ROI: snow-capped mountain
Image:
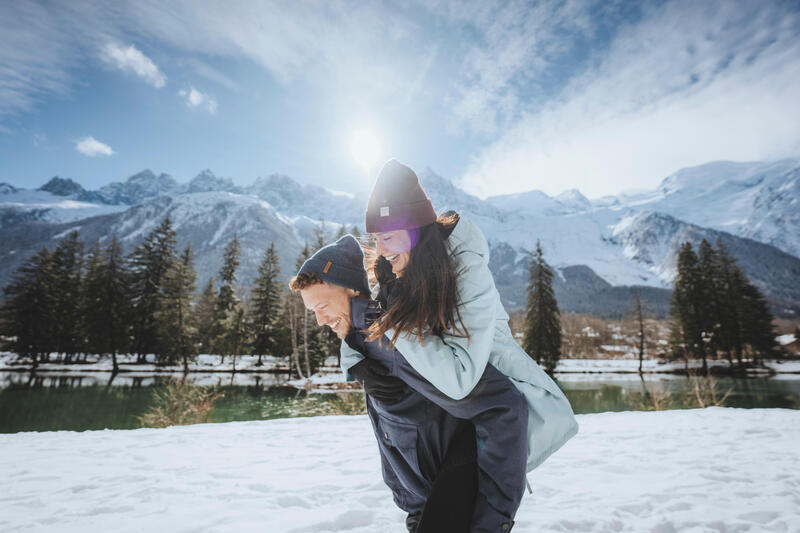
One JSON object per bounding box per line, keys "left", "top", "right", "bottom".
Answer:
{"left": 246, "top": 173, "right": 364, "bottom": 225}
{"left": 186, "top": 170, "right": 242, "bottom": 194}
{"left": 609, "top": 159, "right": 800, "bottom": 258}
{"left": 1, "top": 159, "right": 799, "bottom": 316}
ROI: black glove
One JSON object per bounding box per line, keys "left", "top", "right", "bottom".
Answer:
{"left": 348, "top": 357, "right": 407, "bottom": 405}
{"left": 375, "top": 255, "right": 400, "bottom": 310}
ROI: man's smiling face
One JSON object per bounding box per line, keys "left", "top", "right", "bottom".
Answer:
{"left": 300, "top": 281, "right": 354, "bottom": 339}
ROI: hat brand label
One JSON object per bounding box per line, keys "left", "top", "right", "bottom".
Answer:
{"left": 323, "top": 261, "right": 332, "bottom": 273}
{"left": 380, "top": 206, "right": 390, "bottom": 216}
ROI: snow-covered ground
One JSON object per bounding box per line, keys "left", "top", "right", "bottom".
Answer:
{"left": 1, "top": 408, "right": 797, "bottom": 532}
{"left": 3, "top": 352, "right": 798, "bottom": 377}
{"left": 0, "top": 353, "right": 289, "bottom": 373}
{"left": 555, "top": 358, "right": 800, "bottom": 374}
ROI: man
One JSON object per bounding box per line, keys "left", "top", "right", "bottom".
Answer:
{"left": 290, "top": 235, "right": 528, "bottom": 533}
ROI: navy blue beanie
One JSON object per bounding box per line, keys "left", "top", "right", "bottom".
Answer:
{"left": 297, "top": 235, "right": 369, "bottom": 295}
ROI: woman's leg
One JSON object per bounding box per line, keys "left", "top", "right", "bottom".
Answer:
{"left": 415, "top": 424, "right": 478, "bottom": 533}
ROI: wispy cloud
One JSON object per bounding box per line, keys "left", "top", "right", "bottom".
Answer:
{"left": 0, "top": 2, "right": 83, "bottom": 118}
{"left": 457, "top": 0, "right": 800, "bottom": 198}
{"left": 178, "top": 86, "right": 217, "bottom": 114}
{"left": 102, "top": 42, "right": 166, "bottom": 88}
{"left": 75, "top": 136, "right": 114, "bottom": 157}
{"left": 185, "top": 59, "right": 240, "bottom": 92}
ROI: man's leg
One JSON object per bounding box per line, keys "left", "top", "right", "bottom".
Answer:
{"left": 415, "top": 424, "right": 478, "bottom": 533}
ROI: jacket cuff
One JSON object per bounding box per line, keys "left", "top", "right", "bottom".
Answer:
{"left": 470, "top": 491, "right": 515, "bottom": 533}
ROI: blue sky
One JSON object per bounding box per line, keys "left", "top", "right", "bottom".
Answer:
{"left": 1, "top": 0, "right": 799, "bottom": 199}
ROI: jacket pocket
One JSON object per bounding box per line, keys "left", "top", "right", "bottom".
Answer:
{"left": 377, "top": 414, "right": 419, "bottom": 452}
{"left": 376, "top": 415, "right": 428, "bottom": 499}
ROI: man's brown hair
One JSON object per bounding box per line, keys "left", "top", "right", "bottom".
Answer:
{"left": 288, "top": 272, "right": 325, "bottom": 291}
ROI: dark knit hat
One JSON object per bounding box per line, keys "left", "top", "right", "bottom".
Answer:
{"left": 296, "top": 234, "right": 370, "bottom": 295}
{"left": 365, "top": 159, "right": 436, "bottom": 233}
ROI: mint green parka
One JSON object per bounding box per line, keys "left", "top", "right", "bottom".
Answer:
{"left": 341, "top": 216, "right": 578, "bottom": 472}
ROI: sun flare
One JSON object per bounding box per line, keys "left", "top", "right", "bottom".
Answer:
{"left": 350, "top": 129, "right": 381, "bottom": 172}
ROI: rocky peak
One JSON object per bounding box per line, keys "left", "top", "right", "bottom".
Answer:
{"left": 187, "top": 169, "right": 240, "bottom": 194}
{"left": 38, "top": 176, "right": 85, "bottom": 196}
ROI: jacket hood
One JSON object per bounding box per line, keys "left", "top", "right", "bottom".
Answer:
{"left": 447, "top": 215, "right": 490, "bottom": 258}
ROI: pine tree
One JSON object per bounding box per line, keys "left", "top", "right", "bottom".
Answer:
{"left": 739, "top": 278, "right": 776, "bottom": 363}
{"left": 129, "top": 217, "right": 177, "bottom": 363}
{"left": 195, "top": 279, "right": 216, "bottom": 354}
{"left": 523, "top": 241, "right": 561, "bottom": 373}
{"left": 697, "top": 239, "right": 724, "bottom": 361}
{"left": 250, "top": 243, "right": 289, "bottom": 365}
{"left": 714, "top": 241, "right": 744, "bottom": 365}
{"left": 350, "top": 226, "right": 361, "bottom": 239}
{"left": 313, "top": 221, "right": 327, "bottom": 250}
{"left": 0, "top": 247, "right": 57, "bottom": 366}
{"left": 213, "top": 234, "right": 242, "bottom": 359}
{"left": 670, "top": 242, "right": 708, "bottom": 371}
{"left": 50, "top": 231, "right": 85, "bottom": 361}
{"left": 82, "top": 237, "right": 130, "bottom": 372}
{"left": 157, "top": 245, "right": 198, "bottom": 369}
{"left": 713, "top": 241, "right": 775, "bottom": 366}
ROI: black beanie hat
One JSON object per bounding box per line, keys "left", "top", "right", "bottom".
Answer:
{"left": 365, "top": 159, "right": 436, "bottom": 233}
{"left": 296, "top": 234, "right": 370, "bottom": 295}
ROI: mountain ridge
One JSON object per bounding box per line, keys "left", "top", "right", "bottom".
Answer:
{"left": 1, "top": 159, "right": 798, "bottom": 316}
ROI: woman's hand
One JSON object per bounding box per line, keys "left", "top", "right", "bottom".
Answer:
{"left": 348, "top": 358, "right": 407, "bottom": 405}
{"left": 376, "top": 255, "right": 399, "bottom": 310}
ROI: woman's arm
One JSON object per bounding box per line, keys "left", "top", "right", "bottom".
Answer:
{"left": 390, "top": 251, "right": 498, "bottom": 400}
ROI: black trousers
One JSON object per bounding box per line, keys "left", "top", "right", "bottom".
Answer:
{"left": 413, "top": 424, "right": 478, "bottom": 533}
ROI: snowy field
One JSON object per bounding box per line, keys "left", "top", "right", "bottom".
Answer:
{"left": 2, "top": 408, "right": 798, "bottom": 532}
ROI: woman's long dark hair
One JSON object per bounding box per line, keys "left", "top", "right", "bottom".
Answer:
{"left": 366, "top": 212, "right": 469, "bottom": 346}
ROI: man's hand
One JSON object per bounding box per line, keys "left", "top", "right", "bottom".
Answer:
{"left": 348, "top": 358, "right": 407, "bottom": 405}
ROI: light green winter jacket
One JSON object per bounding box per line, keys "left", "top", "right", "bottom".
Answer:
{"left": 341, "top": 215, "right": 578, "bottom": 472}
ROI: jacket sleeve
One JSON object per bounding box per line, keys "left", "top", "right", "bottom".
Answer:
{"left": 340, "top": 340, "right": 365, "bottom": 381}
{"left": 390, "top": 251, "right": 498, "bottom": 400}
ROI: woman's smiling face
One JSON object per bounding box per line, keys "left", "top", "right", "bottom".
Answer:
{"left": 375, "top": 229, "right": 413, "bottom": 276}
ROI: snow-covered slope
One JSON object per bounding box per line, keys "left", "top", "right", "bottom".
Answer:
{"left": 611, "top": 159, "right": 800, "bottom": 258}
{"left": 0, "top": 191, "right": 334, "bottom": 293}
{"left": 0, "top": 187, "right": 127, "bottom": 226}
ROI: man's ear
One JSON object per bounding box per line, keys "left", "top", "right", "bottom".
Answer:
{"left": 345, "top": 288, "right": 359, "bottom": 298}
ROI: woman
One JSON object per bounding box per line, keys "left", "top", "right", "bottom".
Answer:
{"left": 341, "top": 159, "right": 579, "bottom": 531}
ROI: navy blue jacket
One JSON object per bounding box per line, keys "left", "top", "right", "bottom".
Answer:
{"left": 347, "top": 298, "right": 528, "bottom": 533}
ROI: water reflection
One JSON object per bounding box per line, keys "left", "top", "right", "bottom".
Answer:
{"left": 1, "top": 371, "right": 799, "bottom": 433}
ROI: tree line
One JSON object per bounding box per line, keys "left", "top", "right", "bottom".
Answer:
{"left": 0, "top": 217, "right": 349, "bottom": 377}
{"left": 668, "top": 239, "right": 777, "bottom": 371}
{"left": 521, "top": 238, "right": 779, "bottom": 374}
{"left": 1, "top": 225, "right": 780, "bottom": 378}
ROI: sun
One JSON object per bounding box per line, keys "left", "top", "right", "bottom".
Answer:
{"left": 350, "top": 129, "right": 381, "bottom": 172}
